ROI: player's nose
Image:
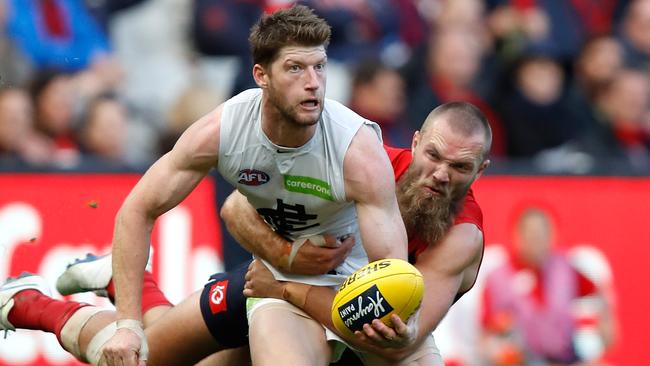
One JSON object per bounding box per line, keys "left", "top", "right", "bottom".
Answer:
{"left": 304, "top": 67, "right": 321, "bottom": 90}
{"left": 432, "top": 165, "right": 450, "bottom": 184}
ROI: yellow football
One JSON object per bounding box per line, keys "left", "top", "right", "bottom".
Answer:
{"left": 331, "top": 258, "right": 424, "bottom": 337}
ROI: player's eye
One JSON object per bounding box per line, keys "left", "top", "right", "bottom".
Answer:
{"left": 453, "top": 164, "right": 472, "bottom": 173}
{"left": 428, "top": 151, "right": 440, "bottom": 161}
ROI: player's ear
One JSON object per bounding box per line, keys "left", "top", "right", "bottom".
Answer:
{"left": 253, "top": 64, "right": 269, "bottom": 88}
{"left": 411, "top": 131, "right": 420, "bottom": 151}
{"left": 476, "top": 159, "right": 490, "bottom": 179}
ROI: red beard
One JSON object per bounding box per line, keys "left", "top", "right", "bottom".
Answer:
{"left": 396, "top": 166, "right": 468, "bottom": 244}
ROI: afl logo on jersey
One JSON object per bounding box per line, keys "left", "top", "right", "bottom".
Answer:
{"left": 238, "top": 169, "right": 270, "bottom": 186}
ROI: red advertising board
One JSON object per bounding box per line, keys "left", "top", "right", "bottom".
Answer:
{"left": 0, "top": 174, "right": 223, "bottom": 366}
{"left": 0, "top": 175, "right": 648, "bottom": 365}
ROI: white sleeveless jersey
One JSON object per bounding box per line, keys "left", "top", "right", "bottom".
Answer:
{"left": 218, "top": 88, "right": 381, "bottom": 286}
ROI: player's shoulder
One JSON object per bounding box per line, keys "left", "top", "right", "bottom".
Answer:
{"left": 326, "top": 99, "right": 385, "bottom": 164}
{"left": 343, "top": 124, "right": 394, "bottom": 198}
{"left": 193, "top": 102, "right": 225, "bottom": 132}
{"left": 323, "top": 97, "right": 358, "bottom": 117}
{"left": 173, "top": 103, "right": 224, "bottom": 159}
{"left": 345, "top": 124, "right": 388, "bottom": 168}
{"left": 454, "top": 189, "right": 484, "bottom": 231}
{"left": 439, "top": 222, "right": 484, "bottom": 265}
{"left": 383, "top": 146, "right": 411, "bottom": 177}
{"left": 322, "top": 97, "right": 369, "bottom": 129}
{"left": 383, "top": 145, "right": 408, "bottom": 158}
{"left": 225, "top": 88, "right": 262, "bottom": 107}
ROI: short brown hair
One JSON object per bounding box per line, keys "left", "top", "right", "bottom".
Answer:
{"left": 249, "top": 5, "right": 331, "bottom": 67}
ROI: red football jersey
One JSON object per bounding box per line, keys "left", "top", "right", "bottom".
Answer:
{"left": 384, "top": 145, "right": 484, "bottom": 260}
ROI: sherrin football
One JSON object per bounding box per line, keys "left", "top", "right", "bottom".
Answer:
{"left": 331, "top": 258, "right": 424, "bottom": 337}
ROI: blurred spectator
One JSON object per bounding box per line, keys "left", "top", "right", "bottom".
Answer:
{"left": 70, "top": 56, "right": 126, "bottom": 111}
{"left": 29, "top": 70, "right": 80, "bottom": 167}
{"left": 158, "top": 84, "right": 223, "bottom": 156}
{"left": 569, "top": 0, "right": 627, "bottom": 36}
{"left": 580, "top": 69, "right": 650, "bottom": 168}
{"left": 191, "top": 0, "right": 266, "bottom": 95}
{"left": 1, "top": 0, "right": 648, "bottom": 175}
{"left": 76, "top": 93, "right": 129, "bottom": 167}
{"left": 348, "top": 58, "right": 411, "bottom": 147}
{"left": 403, "top": 25, "right": 507, "bottom": 156}
{"left": 84, "top": 0, "right": 149, "bottom": 33}
{"left": 5, "top": 0, "right": 111, "bottom": 72}
{"left": 565, "top": 35, "right": 624, "bottom": 140}
{"left": 192, "top": 0, "right": 263, "bottom": 58}
{"left": 0, "top": 88, "right": 30, "bottom": 158}
{"left": 433, "top": 0, "right": 491, "bottom": 46}
{"left": 542, "top": 68, "right": 650, "bottom": 174}
{"left": 0, "top": 87, "right": 52, "bottom": 166}
{"left": 391, "top": 0, "right": 430, "bottom": 51}
{"left": 618, "top": 0, "right": 650, "bottom": 68}
{"left": 571, "top": 35, "right": 624, "bottom": 102}
{"left": 302, "top": 0, "right": 421, "bottom": 66}
{"left": 0, "top": 2, "right": 32, "bottom": 88}
{"left": 496, "top": 55, "right": 579, "bottom": 157}
{"left": 480, "top": 207, "right": 616, "bottom": 366}
{"left": 102, "top": 1, "right": 204, "bottom": 124}
{"left": 487, "top": 0, "right": 625, "bottom": 64}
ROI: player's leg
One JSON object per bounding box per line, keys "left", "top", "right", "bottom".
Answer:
{"left": 4, "top": 258, "right": 257, "bottom": 366}
{"left": 72, "top": 285, "right": 242, "bottom": 366}
{"left": 355, "top": 335, "right": 443, "bottom": 366}
{"left": 72, "top": 289, "right": 221, "bottom": 366}
{"left": 137, "top": 259, "right": 256, "bottom": 365}
{"left": 194, "top": 347, "right": 251, "bottom": 366}
{"left": 2, "top": 274, "right": 234, "bottom": 365}
{"left": 191, "top": 261, "right": 253, "bottom": 365}
{"left": 2, "top": 269, "right": 203, "bottom": 365}
{"left": 248, "top": 299, "right": 332, "bottom": 366}
{"left": 0, "top": 273, "right": 115, "bottom": 363}
{"left": 56, "top": 252, "right": 171, "bottom": 327}
{"left": 141, "top": 290, "right": 222, "bottom": 365}
{"left": 57, "top": 252, "right": 254, "bottom": 365}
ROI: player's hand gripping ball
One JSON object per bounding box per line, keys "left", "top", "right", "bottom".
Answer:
{"left": 331, "top": 258, "right": 424, "bottom": 336}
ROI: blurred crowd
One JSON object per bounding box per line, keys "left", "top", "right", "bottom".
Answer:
{"left": 1, "top": 0, "right": 650, "bottom": 174}
{"left": 478, "top": 206, "right": 617, "bottom": 366}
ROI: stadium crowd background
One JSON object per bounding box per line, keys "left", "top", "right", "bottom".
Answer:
{"left": 0, "top": 0, "right": 648, "bottom": 365}
{"left": 2, "top": 0, "right": 650, "bottom": 176}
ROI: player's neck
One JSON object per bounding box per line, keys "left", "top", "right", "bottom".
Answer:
{"left": 261, "top": 108, "right": 317, "bottom": 148}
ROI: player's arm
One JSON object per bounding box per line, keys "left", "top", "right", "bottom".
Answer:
{"left": 361, "top": 222, "right": 484, "bottom": 360}
{"left": 243, "top": 260, "right": 368, "bottom": 347}
{"left": 221, "top": 191, "right": 355, "bottom": 274}
{"left": 245, "top": 259, "right": 424, "bottom": 356}
{"left": 413, "top": 223, "right": 483, "bottom": 340}
{"left": 113, "top": 107, "right": 222, "bottom": 321}
{"left": 344, "top": 124, "right": 408, "bottom": 261}
{"left": 105, "top": 106, "right": 222, "bottom": 363}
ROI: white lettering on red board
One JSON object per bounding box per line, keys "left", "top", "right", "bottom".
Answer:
{"left": 0, "top": 203, "right": 223, "bottom": 365}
